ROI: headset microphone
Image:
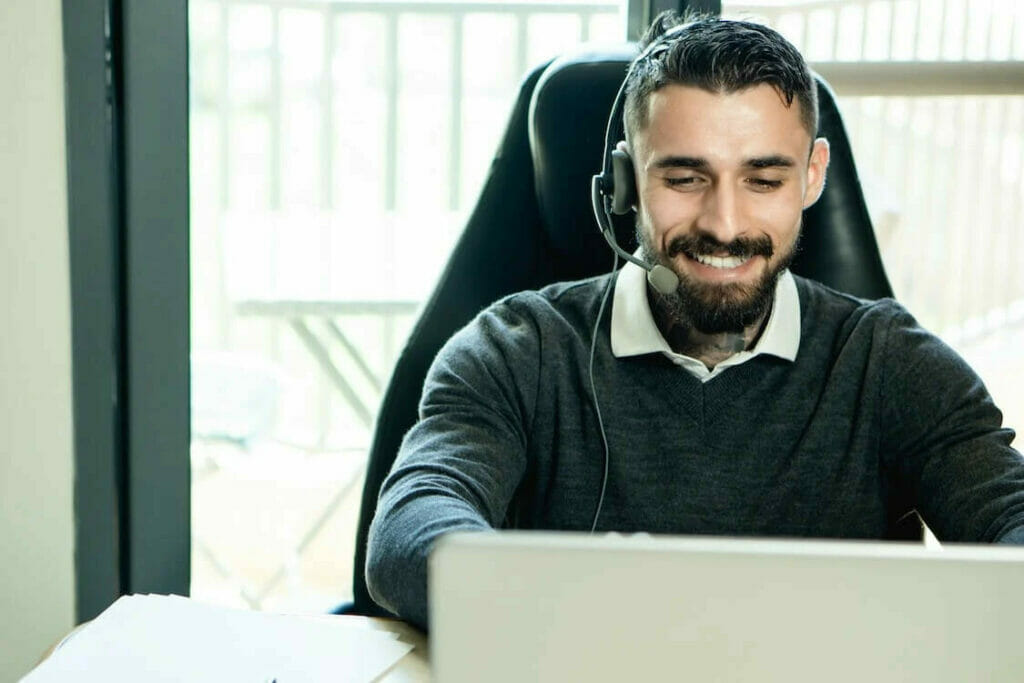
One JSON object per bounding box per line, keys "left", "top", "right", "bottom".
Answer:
{"left": 590, "top": 176, "right": 678, "bottom": 296}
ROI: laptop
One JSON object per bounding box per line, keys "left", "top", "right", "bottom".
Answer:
{"left": 429, "top": 531, "right": 1024, "bottom": 682}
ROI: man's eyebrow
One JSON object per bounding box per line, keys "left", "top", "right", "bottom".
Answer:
{"left": 651, "top": 155, "right": 797, "bottom": 171}
{"left": 745, "top": 155, "right": 796, "bottom": 169}
{"left": 651, "top": 155, "right": 710, "bottom": 171}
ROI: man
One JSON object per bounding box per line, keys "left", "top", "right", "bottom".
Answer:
{"left": 365, "top": 12, "right": 1024, "bottom": 629}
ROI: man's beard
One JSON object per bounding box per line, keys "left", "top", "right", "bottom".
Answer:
{"left": 637, "top": 226, "right": 798, "bottom": 335}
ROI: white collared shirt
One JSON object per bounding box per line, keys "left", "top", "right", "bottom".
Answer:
{"left": 610, "top": 259, "right": 801, "bottom": 382}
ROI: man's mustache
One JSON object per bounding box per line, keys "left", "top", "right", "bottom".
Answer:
{"left": 666, "top": 233, "right": 774, "bottom": 260}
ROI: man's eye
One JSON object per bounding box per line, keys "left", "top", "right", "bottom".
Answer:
{"left": 666, "top": 176, "right": 702, "bottom": 188}
{"left": 749, "top": 178, "right": 784, "bottom": 190}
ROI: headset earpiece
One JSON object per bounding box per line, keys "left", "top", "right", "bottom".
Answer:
{"left": 609, "top": 147, "right": 637, "bottom": 215}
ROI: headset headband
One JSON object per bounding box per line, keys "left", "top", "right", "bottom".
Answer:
{"left": 597, "top": 21, "right": 696, "bottom": 182}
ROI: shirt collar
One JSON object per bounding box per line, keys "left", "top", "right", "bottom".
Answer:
{"left": 610, "top": 257, "right": 801, "bottom": 363}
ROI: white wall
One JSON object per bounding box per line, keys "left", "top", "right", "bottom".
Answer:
{"left": 0, "top": 0, "right": 77, "bottom": 679}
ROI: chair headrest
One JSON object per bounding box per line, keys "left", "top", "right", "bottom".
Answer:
{"left": 529, "top": 45, "right": 638, "bottom": 283}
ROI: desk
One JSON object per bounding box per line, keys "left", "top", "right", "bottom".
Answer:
{"left": 235, "top": 299, "right": 420, "bottom": 429}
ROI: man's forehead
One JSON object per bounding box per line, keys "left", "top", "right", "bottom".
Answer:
{"left": 645, "top": 82, "right": 800, "bottom": 121}
{"left": 635, "top": 83, "right": 811, "bottom": 159}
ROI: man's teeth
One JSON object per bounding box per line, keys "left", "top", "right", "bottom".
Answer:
{"left": 692, "top": 253, "right": 751, "bottom": 269}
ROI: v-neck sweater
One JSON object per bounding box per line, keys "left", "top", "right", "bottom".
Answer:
{"left": 366, "top": 273, "right": 1024, "bottom": 628}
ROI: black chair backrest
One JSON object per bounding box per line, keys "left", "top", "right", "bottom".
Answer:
{"left": 350, "top": 46, "right": 895, "bottom": 616}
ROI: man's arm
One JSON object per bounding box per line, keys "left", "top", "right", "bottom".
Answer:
{"left": 365, "top": 298, "right": 540, "bottom": 628}
{"left": 881, "top": 303, "right": 1024, "bottom": 543}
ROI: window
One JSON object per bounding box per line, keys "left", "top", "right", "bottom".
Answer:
{"left": 188, "top": 0, "right": 626, "bottom": 612}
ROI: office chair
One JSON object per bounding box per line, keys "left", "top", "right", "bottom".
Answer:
{"left": 344, "top": 44, "right": 912, "bottom": 618}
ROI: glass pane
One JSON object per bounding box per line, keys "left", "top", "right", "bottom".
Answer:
{"left": 721, "top": 0, "right": 1024, "bottom": 441}
{"left": 188, "top": 0, "right": 626, "bottom": 612}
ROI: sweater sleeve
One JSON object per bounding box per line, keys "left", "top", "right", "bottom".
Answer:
{"left": 879, "top": 302, "right": 1024, "bottom": 544}
{"left": 365, "top": 297, "right": 540, "bottom": 628}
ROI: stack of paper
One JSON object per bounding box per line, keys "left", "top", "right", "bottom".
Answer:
{"left": 23, "top": 594, "right": 414, "bottom": 682}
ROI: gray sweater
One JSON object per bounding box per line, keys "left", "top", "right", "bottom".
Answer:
{"left": 366, "top": 274, "right": 1024, "bottom": 628}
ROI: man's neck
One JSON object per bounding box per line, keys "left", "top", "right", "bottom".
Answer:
{"left": 650, "top": 293, "right": 771, "bottom": 371}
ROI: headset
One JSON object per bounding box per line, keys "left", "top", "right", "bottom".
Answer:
{"left": 589, "top": 23, "right": 701, "bottom": 299}
{"left": 587, "top": 22, "right": 694, "bottom": 532}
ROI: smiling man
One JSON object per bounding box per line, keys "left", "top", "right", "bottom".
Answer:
{"left": 365, "top": 12, "right": 1024, "bottom": 629}
{"left": 622, "top": 19, "right": 829, "bottom": 370}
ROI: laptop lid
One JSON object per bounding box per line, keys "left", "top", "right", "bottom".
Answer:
{"left": 429, "top": 531, "right": 1024, "bottom": 682}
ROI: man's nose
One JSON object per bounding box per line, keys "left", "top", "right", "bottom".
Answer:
{"left": 695, "top": 184, "right": 743, "bottom": 245}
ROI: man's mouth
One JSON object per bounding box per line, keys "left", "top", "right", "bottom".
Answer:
{"left": 689, "top": 252, "right": 753, "bottom": 269}
{"left": 667, "top": 233, "right": 774, "bottom": 273}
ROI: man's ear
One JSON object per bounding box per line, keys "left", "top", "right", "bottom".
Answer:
{"left": 802, "top": 137, "right": 830, "bottom": 209}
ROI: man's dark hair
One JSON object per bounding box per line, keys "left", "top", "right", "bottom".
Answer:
{"left": 624, "top": 11, "right": 819, "bottom": 143}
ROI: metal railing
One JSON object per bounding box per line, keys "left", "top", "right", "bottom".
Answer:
{"left": 191, "top": 0, "right": 622, "bottom": 214}
{"left": 728, "top": 0, "right": 1023, "bottom": 63}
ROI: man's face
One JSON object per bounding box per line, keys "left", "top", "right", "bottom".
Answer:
{"left": 629, "top": 83, "right": 830, "bottom": 334}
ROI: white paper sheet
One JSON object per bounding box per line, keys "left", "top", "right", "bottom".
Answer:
{"left": 23, "top": 594, "right": 414, "bottom": 682}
